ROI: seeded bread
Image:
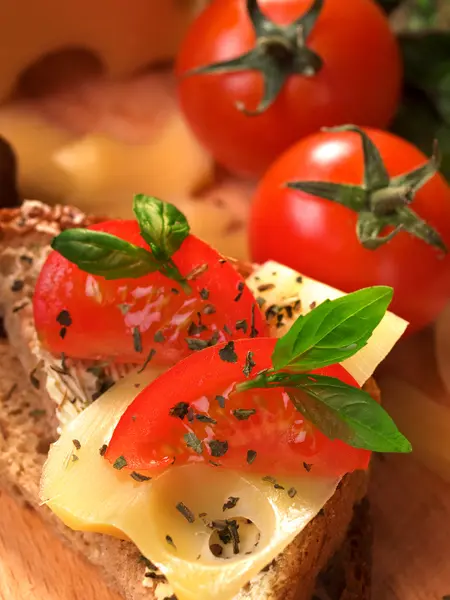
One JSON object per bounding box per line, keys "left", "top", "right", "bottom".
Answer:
{"left": 0, "top": 200, "right": 372, "bottom": 600}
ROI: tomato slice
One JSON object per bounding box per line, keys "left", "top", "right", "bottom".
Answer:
{"left": 33, "top": 220, "right": 267, "bottom": 365}
{"left": 107, "top": 338, "right": 370, "bottom": 477}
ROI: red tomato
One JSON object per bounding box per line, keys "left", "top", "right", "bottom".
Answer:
{"left": 107, "top": 338, "right": 370, "bottom": 478}
{"left": 34, "top": 220, "right": 267, "bottom": 365}
{"left": 176, "top": 0, "right": 401, "bottom": 178}
{"left": 250, "top": 128, "right": 450, "bottom": 332}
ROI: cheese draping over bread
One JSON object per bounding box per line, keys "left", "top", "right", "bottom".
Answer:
{"left": 41, "top": 261, "right": 407, "bottom": 599}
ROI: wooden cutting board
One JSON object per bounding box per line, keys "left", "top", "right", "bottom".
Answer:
{"left": 1, "top": 324, "right": 450, "bottom": 600}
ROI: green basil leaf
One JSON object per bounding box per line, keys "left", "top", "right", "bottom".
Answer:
{"left": 133, "top": 194, "right": 190, "bottom": 261}
{"left": 51, "top": 229, "right": 158, "bottom": 280}
{"left": 272, "top": 287, "right": 393, "bottom": 372}
{"left": 263, "top": 372, "right": 411, "bottom": 453}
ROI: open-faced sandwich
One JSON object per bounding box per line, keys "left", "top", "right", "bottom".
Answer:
{"left": 0, "top": 194, "right": 410, "bottom": 600}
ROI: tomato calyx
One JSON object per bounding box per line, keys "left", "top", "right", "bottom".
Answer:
{"left": 182, "top": 0, "right": 324, "bottom": 115}
{"left": 51, "top": 195, "right": 193, "bottom": 292}
{"left": 287, "top": 125, "right": 446, "bottom": 252}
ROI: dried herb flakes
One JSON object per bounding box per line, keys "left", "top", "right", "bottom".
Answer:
{"left": 208, "top": 439, "right": 228, "bottom": 457}
{"left": 130, "top": 471, "right": 151, "bottom": 482}
{"left": 247, "top": 450, "right": 257, "bottom": 465}
{"left": 176, "top": 502, "right": 196, "bottom": 523}
{"left": 113, "top": 455, "right": 128, "bottom": 470}
{"left": 133, "top": 327, "right": 143, "bottom": 353}
{"left": 223, "top": 496, "right": 240, "bottom": 511}
{"left": 216, "top": 395, "right": 226, "bottom": 409}
{"left": 184, "top": 432, "right": 203, "bottom": 454}
{"left": 99, "top": 444, "right": 108, "bottom": 456}
{"left": 232, "top": 408, "right": 256, "bottom": 420}
{"left": 56, "top": 310, "right": 72, "bottom": 327}
{"left": 169, "top": 402, "right": 190, "bottom": 420}
{"left": 243, "top": 351, "right": 256, "bottom": 378}
{"left": 219, "top": 341, "right": 238, "bottom": 363}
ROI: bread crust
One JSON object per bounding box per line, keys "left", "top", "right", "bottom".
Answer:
{"left": 0, "top": 199, "right": 102, "bottom": 237}
{"left": 0, "top": 200, "right": 372, "bottom": 600}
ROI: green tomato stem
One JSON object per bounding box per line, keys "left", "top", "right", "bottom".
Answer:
{"left": 287, "top": 125, "right": 446, "bottom": 252}
{"left": 182, "top": 0, "right": 324, "bottom": 115}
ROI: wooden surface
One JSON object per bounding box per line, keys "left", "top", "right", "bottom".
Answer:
{"left": 0, "top": 490, "right": 121, "bottom": 600}
{"left": 2, "top": 326, "right": 450, "bottom": 600}
{"left": 371, "top": 455, "right": 450, "bottom": 600}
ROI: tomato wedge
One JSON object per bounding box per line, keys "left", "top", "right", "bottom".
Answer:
{"left": 34, "top": 220, "right": 266, "bottom": 365}
{"left": 107, "top": 338, "right": 370, "bottom": 477}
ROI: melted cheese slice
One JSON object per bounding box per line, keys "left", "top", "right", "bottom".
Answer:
{"left": 42, "top": 370, "right": 340, "bottom": 600}
{"left": 246, "top": 261, "right": 408, "bottom": 386}
{"left": 41, "top": 260, "right": 408, "bottom": 600}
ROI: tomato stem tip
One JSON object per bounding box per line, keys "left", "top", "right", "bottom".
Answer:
{"left": 288, "top": 125, "right": 446, "bottom": 252}
{"left": 182, "top": 0, "right": 325, "bottom": 115}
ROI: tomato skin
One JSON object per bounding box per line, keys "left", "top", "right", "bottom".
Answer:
{"left": 250, "top": 128, "right": 450, "bottom": 332}
{"left": 33, "top": 220, "right": 267, "bottom": 365}
{"left": 176, "top": 0, "right": 401, "bottom": 178}
{"left": 107, "top": 338, "right": 370, "bottom": 478}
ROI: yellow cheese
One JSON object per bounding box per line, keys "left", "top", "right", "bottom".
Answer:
{"left": 53, "top": 120, "right": 213, "bottom": 215}
{"left": 0, "top": 101, "right": 248, "bottom": 260}
{"left": 246, "top": 261, "right": 409, "bottom": 386}
{"left": 40, "top": 260, "right": 408, "bottom": 599}
{"left": 0, "top": 91, "right": 213, "bottom": 216}
{"left": 41, "top": 369, "right": 340, "bottom": 600}
{"left": 0, "top": 0, "right": 205, "bottom": 102}
{"left": 0, "top": 107, "right": 75, "bottom": 203}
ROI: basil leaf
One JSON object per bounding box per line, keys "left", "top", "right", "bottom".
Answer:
{"left": 246, "top": 371, "right": 411, "bottom": 453}
{"left": 52, "top": 229, "right": 158, "bottom": 279}
{"left": 272, "top": 287, "right": 393, "bottom": 371}
{"left": 287, "top": 374, "right": 411, "bottom": 453}
{"left": 133, "top": 194, "right": 190, "bottom": 261}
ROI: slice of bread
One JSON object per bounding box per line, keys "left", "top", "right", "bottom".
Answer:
{"left": 0, "top": 200, "right": 372, "bottom": 600}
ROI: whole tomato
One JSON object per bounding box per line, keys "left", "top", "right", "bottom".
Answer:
{"left": 176, "top": 0, "right": 402, "bottom": 178}
{"left": 249, "top": 126, "right": 450, "bottom": 333}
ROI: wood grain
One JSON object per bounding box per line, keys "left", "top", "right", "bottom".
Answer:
{"left": 0, "top": 489, "right": 120, "bottom": 600}
{"left": 371, "top": 455, "right": 450, "bottom": 600}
